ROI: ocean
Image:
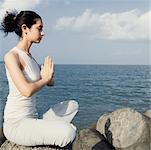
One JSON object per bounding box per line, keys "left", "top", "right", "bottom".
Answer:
{"left": 0, "top": 62, "right": 151, "bottom": 130}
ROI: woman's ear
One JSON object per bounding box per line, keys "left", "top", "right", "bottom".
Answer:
{"left": 21, "top": 24, "right": 28, "bottom": 34}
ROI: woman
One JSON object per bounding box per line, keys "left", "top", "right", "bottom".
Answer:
{"left": 1, "top": 10, "right": 78, "bottom": 147}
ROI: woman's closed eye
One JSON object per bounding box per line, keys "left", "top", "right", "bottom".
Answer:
{"left": 38, "top": 28, "right": 43, "bottom": 32}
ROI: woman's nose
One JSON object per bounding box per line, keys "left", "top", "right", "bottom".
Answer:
{"left": 41, "top": 31, "right": 45, "bottom": 36}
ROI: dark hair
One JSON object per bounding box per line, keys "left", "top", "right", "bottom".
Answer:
{"left": 1, "top": 10, "right": 41, "bottom": 37}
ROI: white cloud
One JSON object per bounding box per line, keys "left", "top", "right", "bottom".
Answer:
{"left": 0, "top": 0, "right": 42, "bottom": 21}
{"left": 112, "top": 49, "right": 142, "bottom": 56}
{"left": 54, "top": 9, "right": 151, "bottom": 40}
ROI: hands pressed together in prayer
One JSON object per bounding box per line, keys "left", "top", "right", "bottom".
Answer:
{"left": 40, "top": 56, "right": 54, "bottom": 86}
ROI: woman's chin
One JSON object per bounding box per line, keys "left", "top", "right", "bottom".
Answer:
{"left": 34, "top": 39, "right": 41, "bottom": 43}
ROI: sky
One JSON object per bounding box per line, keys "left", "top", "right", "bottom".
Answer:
{"left": 0, "top": 0, "right": 150, "bottom": 65}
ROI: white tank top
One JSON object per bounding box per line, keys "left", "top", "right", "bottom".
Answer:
{"left": 4, "top": 47, "right": 41, "bottom": 123}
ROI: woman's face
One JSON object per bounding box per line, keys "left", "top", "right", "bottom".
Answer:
{"left": 26, "top": 19, "right": 44, "bottom": 43}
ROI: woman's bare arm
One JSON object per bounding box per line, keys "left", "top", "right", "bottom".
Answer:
{"left": 47, "top": 78, "right": 55, "bottom": 86}
{"left": 4, "top": 52, "right": 50, "bottom": 97}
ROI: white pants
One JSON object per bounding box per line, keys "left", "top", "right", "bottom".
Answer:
{"left": 3, "top": 100, "right": 79, "bottom": 147}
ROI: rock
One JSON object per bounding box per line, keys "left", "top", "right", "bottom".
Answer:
{"left": 96, "top": 108, "right": 150, "bottom": 150}
{"left": 144, "top": 110, "right": 151, "bottom": 118}
{"left": 89, "top": 122, "right": 97, "bottom": 130}
{"left": 1, "top": 108, "right": 150, "bottom": 150}
{"left": 72, "top": 128, "right": 100, "bottom": 150}
{"left": 0, "top": 140, "right": 72, "bottom": 150}
{"left": 72, "top": 128, "right": 115, "bottom": 150}
{"left": 0, "top": 128, "right": 6, "bottom": 146}
{"left": 144, "top": 109, "right": 151, "bottom": 147}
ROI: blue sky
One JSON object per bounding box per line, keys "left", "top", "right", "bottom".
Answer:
{"left": 0, "top": 0, "right": 150, "bottom": 64}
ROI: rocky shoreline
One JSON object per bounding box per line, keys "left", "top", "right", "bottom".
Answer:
{"left": 0, "top": 108, "right": 150, "bottom": 150}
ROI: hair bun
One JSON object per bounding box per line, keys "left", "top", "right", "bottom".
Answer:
{"left": 13, "top": 16, "right": 16, "bottom": 21}
{"left": 1, "top": 11, "right": 18, "bottom": 35}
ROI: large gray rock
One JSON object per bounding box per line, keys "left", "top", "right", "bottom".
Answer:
{"left": 115, "top": 142, "right": 150, "bottom": 150}
{"left": 0, "top": 140, "right": 72, "bottom": 150}
{"left": 96, "top": 108, "right": 150, "bottom": 150}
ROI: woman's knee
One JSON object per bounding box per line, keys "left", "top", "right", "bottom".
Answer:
{"left": 61, "top": 123, "right": 76, "bottom": 140}
{"left": 68, "top": 100, "right": 79, "bottom": 110}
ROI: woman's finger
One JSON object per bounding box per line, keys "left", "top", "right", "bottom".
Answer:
{"left": 44, "top": 56, "right": 53, "bottom": 71}
{"left": 46, "top": 56, "right": 49, "bottom": 64}
{"left": 51, "top": 61, "right": 54, "bottom": 73}
{"left": 44, "top": 56, "right": 49, "bottom": 67}
{"left": 48, "top": 57, "right": 51, "bottom": 66}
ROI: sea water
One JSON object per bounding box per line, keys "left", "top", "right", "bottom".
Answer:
{"left": 0, "top": 62, "right": 151, "bottom": 130}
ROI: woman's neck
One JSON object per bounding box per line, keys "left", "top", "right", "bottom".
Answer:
{"left": 16, "top": 39, "right": 32, "bottom": 54}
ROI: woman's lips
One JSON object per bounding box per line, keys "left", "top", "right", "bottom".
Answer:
{"left": 39, "top": 37, "right": 42, "bottom": 40}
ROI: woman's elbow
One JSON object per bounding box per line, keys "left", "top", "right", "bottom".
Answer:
{"left": 20, "top": 88, "right": 33, "bottom": 97}
{"left": 24, "top": 92, "right": 32, "bottom": 97}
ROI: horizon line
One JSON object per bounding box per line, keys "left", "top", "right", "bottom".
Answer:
{"left": 0, "top": 61, "right": 150, "bottom": 66}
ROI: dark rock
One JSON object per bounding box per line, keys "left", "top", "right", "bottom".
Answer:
{"left": 72, "top": 128, "right": 115, "bottom": 150}
{"left": 0, "top": 128, "right": 6, "bottom": 146}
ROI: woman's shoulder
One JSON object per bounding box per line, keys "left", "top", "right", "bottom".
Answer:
{"left": 4, "top": 47, "right": 19, "bottom": 64}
